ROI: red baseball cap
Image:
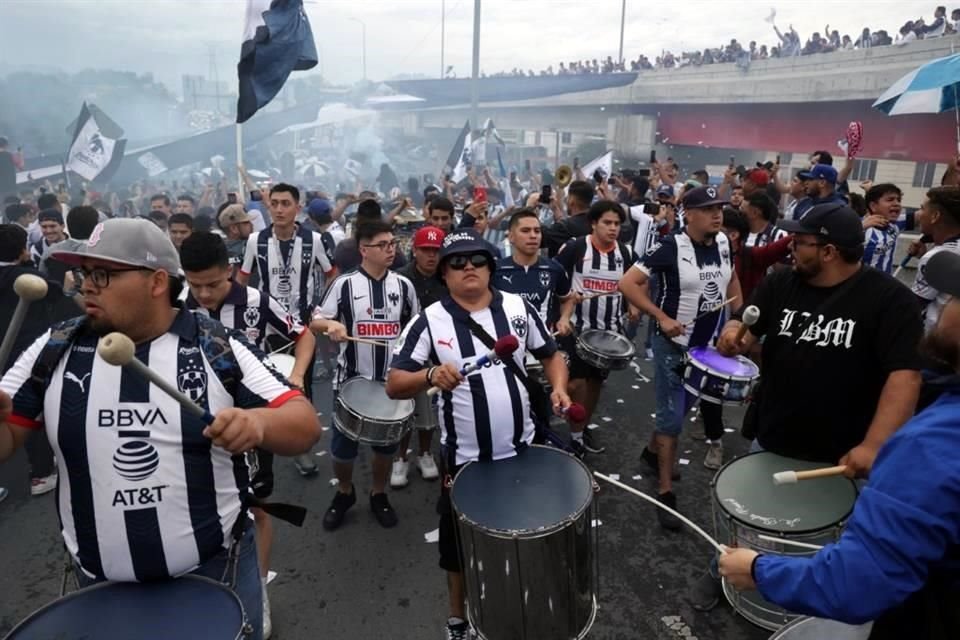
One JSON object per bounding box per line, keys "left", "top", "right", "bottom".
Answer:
{"left": 413, "top": 225, "right": 445, "bottom": 248}
{"left": 744, "top": 168, "right": 770, "bottom": 186}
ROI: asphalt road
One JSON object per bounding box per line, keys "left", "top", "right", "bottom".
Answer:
{"left": 0, "top": 340, "right": 776, "bottom": 640}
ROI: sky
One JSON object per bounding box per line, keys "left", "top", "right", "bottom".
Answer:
{"left": 0, "top": 0, "right": 936, "bottom": 92}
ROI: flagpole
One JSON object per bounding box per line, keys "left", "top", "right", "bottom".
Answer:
{"left": 236, "top": 122, "right": 244, "bottom": 196}
{"left": 470, "top": 0, "right": 481, "bottom": 132}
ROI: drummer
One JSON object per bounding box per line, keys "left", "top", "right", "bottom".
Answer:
{"left": 310, "top": 219, "right": 419, "bottom": 531}
{"left": 554, "top": 200, "right": 638, "bottom": 456}
{"left": 385, "top": 228, "right": 572, "bottom": 640}
{"left": 719, "top": 251, "right": 960, "bottom": 638}
{"left": 619, "top": 186, "right": 743, "bottom": 530}
{"left": 180, "top": 232, "right": 316, "bottom": 638}
{"left": 391, "top": 225, "right": 448, "bottom": 488}
{"left": 0, "top": 219, "right": 320, "bottom": 640}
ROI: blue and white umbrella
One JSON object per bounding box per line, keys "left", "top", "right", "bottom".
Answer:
{"left": 873, "top": 53, "right": 960, "bottom": 150}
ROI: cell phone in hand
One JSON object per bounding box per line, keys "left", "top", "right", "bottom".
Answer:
{"left": 729, "top": 155, "right": 736, "bottom": 168}
{"left": 473, "top": 186, "right": 487, "bottom": 203}
{"left": 539, "top": 184, "right": 552, "bottom": 205}
{"left": 776, "top": 154, "right": 781, "bottom": 165}
{"left": 650, "top": 149, "right": 657, "bottom": 164}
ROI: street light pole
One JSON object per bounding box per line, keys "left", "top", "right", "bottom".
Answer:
{"left": 441, "top": 0, "right": 446, "bottom": 78}
{"left": 350, "top": 18, "right": 367, "bottom": 81}
{"left": 470, "top": 0, "right": 481, "bottom": 131}
{"left": 618, "top": 0, "right": 626, "bottom": 65}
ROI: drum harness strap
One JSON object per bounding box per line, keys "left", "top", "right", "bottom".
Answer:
{"left": 30, "top": 315, "right": 307, "bottom": 587}
{"left": 461, "top": 316, "right": 573, "bottom": 455}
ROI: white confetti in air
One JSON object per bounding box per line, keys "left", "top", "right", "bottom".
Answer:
{"left": 315, "top": 451, "right": 327, "bottom": 457}
{"left": 424, "top": 528, "right": 439, "bottom": 543}
{"left": 632, "top": 474, "right": 643, "bottom": 480}
{"left": 679, "top": 458, "right": 690, "bottom": 465}
{"left": 608, "top": 473, "right": 620, "bottom": 481}
{"left": 697, "top": 141, "right": 704, "bottom": 145}
{"left": 602, "top": 417, "right": 612, "bottom": 422}
{"left": 267, "top": 570, "right": 278, "bottom": 584}
{"left": 724, "top": 428, "right": 735, "bottom": 433}
{"left": 701, "top": 123, "right": 707, "bottom": 128}
{"left": 587, "top": 423, "right": 600, "bottom": 430}
{"left": 662, "top": 137, "right": 670, "bottom": 143}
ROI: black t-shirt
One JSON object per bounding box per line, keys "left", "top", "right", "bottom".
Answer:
{"left": 0, "top": 150, "right": 16, "bottom": 198}
{"left": 749, "top": 266, "right": 923, "bottom": 463}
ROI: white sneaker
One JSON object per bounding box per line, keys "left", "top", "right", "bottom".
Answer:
{"left": 262, "top": 579, "right": 272, "bottom": 639}
{"left": 31, "top": 473, "right": 58, "bottom": 496}
{"left": 390, "top": 459, "right": 410, "bottom": 488}
{"left": 417, "top": 453, "right": 439, "bottom": 480}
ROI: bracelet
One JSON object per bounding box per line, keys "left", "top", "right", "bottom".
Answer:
{"left": 426, "top": 366, "right": 437, "bottom": 385}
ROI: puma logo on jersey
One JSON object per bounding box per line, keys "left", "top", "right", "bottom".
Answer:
{"left": 437, "top": 338, "right": 455, "bottom": 349}
{"left": 681, "top": 257, "right": 694, "bottom": 265}
{"left": 65, "top": 371, "right": 92, "bottom": 393}
{"left": 500, "top": 274, "right": 513, "bottom": 284}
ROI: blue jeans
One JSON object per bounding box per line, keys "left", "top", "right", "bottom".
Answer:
{"left": 76, "top": 524, "right": 262, "bottom": 639}
{"left": 651, "top": 333, "right": 690, "bottom": 437}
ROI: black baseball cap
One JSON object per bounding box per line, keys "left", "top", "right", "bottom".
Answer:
{"left": 778, "top": 203, "right": 863, "bottom": 248}
{"left": 924, "top": 250, "right": 960, "bottom": 297}
{"left": 438, "top": 228, "right": 495, "bottom": 264}
{"left": 681, "top": 186, "right": 728, "bottom": 210}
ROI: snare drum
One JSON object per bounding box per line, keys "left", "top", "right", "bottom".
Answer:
{"left": 413, "top": 390, "right": 438, "bottom": 430}
{"left": 769, "top": 616, "right": 874, "bottom": 639}
{"left": 451, "top": 445, "right": 598, "bottom": 640}
{"left": 5, "top": 575, "right": 247, "bottom": 639}
{"left": 683, "top": 346, "right": 759, "bottom": 405}
{"left": 334, "top": 377, "right": 414, "bottom": 446}
{"left": 266, "top": 353, "right": 295, "bottom": 379}
{"left": 575, "top": 329, "right": 635, "bottom": 370}
{"left": 712, "top": 451, "right": 858, "bottom": 630}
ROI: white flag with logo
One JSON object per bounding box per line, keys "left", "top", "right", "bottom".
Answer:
{"left": 580, "top": 151, "right": 613, "bottom": 182}
{"left": 452, "top": 130, "right": 473, "bottom": 183}
{"left": 65, "top": 103, "right": 125, "bottom": 181}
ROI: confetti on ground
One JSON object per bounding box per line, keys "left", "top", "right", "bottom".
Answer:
{"left": 587, "top": 423, "right": 600, "bottom": 430}
{"left": 424, "top": 528, "right": 439, "bottom": 543}
{"left": 616, "top": 399, "right": 624, "bottom": 404}
{"left": 684, "top": 450, "right": 692, "bottom": 454}
{"left": 601, "top": 417, "right": 613, "bottom": 422}
{"left": 591, "top": 519, "right": 603, "bottom": 528}
{"left": 267, "top": 571, "right": 278, "bottom": 585}
{"left": 328, "top": 478, "right": 339, "bottom": 487}
{"left": 679, "top": 458, "right": 691, "bottom": 465}
{"left": 650, "top": 413, "right": 656, "bottom": 419}
{"left": 724, "top": 428, "right": 735, "bottom": 433}
{"left": 632, "top": 474, "right": 643, "bottom": 480}
{"left": 314, "top": 451, "right": 327, "bottom": 458}
{"left": 608, "top": 473, "right": 620, "bottom": 481}
{"left": 632, "top": 385, "right": 640, "bottom": 390}
{"left": 321, "top": 426, "right": 330, "bottom": 431}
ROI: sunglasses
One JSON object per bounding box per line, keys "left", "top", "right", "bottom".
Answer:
{"left": 447, "top": 253, "right": 490, "bottom": 270}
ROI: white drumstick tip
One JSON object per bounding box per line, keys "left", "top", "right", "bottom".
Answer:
{"left": 13, "top": 274, "right": 48, "bottom": 301}
{"left": 742, "top": 305, "right": 760, "bottom": 326}
{"left": 772, "top": 470, "right": 798, "bottom": 485}
{"left": 97, "top": 332, "right": 136, "bottom": 366}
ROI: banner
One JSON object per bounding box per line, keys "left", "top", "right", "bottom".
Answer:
{"left": 65, "top": 103, "right": 126, "bottom": 182}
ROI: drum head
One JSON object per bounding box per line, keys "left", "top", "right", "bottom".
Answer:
{"left": 451, "top": 446, "right": 593, "bottom": 535}
{"left": 266, "top": 353, "right": 296, "bottom": 378}
{"left": 6, "top": 575, "right": 244, "bottom": 640}
{"left": 340, "top": 377, "right": 413, "bottom": 421}
{"left": 770, "top": 616, "right": 873, "bottom": 639}
{"left": 580, "top": 330, "right": 634, "bottom": 357}
{"left": 713, "top": 452, "right": 857, "bottom": 534}
{"left": 688, "top": 346, "right": 758, "bottom": 378}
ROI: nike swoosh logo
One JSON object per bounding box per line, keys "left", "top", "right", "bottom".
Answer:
{"left": 353, "top": 295, "right": 366, "bottom": 300}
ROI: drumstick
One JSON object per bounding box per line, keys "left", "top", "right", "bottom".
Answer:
{"left": 734, "top": 305, "right": 760, "bottom": 343}
{"left": 97, "top": 332, "right": 215, "bottom": 424}
{"left": 892, "top": 255, "right": 911, "bottom": 279}
{"left": 593, "top": 472, "right": 726, "bottom": 554}
{"left": 326, "top": 333, "right": 389, "bottom": 347}
{"left": 689, "top": 296, "right": 738, "bottom": 323}
{"left": 427, "top": 335, "right": 519, "bottom": 397}
{"left": 772, "top": 465, "right": 848, "bottom": 485}
{"left": 0, "top": 274, "right": 48, "bottom": 368}
{"left": 580, "top": 290, "right": 619, "bottom": 301}
{"left": 757, "top": 534, "right": 824, "bottom": 551}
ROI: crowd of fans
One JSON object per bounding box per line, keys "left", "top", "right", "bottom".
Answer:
{"left": 480, "top": 6, "right": 956, "bottom": 78}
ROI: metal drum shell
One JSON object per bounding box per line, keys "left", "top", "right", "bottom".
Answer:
{"left": 574, "top": 330, "right": 635, "bottom": 370}
{"left": 412, "top": 390, "right": 439, "bottom": 431}
{"left": 334, "top": 378, "right": 414, "bottom": 446}
{"left": 711, "top": 451, "right": 858, "bottom": 631}
{"left": 451, "top": 446, "right": 599, "bottom": 640}
{"left": 682, "top": 348, "right": 760, "bottom": 406}
{"left": 769, "top": 616, "right": 874, "bottom": 639}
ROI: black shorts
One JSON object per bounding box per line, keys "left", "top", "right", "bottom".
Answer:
{"left": 250, "top": 448, "right": 275, "bottom": 499}
{"left": 558, "top": 335, "right": 609, "bottom": 382}
{"left": 437, "top": 453, "right": 465, "bottom": 573}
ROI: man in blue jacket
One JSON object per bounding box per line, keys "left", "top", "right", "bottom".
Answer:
{"left": 719, "top": 249, "right": 960, "bottom": 639}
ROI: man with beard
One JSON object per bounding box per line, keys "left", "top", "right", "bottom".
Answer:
{"left": 218, "top": 204, "right": 255, "bottom": 278}
{"left": 794, "top": 164, "right": 847, "bottom": 220}
{"left": 910, "top": 186, "right": 960, "bottom": 334}
{"left": 720, "top": 250, "right": 960, "bottom": 639}
{"left": 689, "top": 204, "right": 925, "bottom": 612}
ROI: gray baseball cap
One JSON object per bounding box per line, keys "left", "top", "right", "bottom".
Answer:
{"left": 51, "top": 218, "right": 181, "bottom": 275}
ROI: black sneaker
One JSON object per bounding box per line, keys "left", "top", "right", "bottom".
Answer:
{"left": 640, "top": 447, "right": 681, "bottom": 481}
{"left": 656, "top": 491, "right": 683, "bottom": 531}
{"left": 322, "top": 487, "right": 356, "bottom": 531}
{"left": 569, "top": 439, "right": 586, "bottom": 460}
{"left": 370, "top": 492, "right": 398, "bottom": 528}
{"left": 583, "top": 429, "right": 605, "bottom": 453}
{"left": 690, "top": 570, "right": 723, "bottom": 611}
{"left": 293, "top": 453, "right": 319, "bottom": 477}
{"left": 445, "top": 619, "right": 471, "bottom": 640}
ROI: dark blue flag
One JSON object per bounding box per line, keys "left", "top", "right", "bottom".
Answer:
{"left": 237, "top": 0, "right": 318, "bottom": 124}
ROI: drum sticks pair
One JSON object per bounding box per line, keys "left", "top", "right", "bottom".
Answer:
{"left": 0, "top": 274, "right": 48, "bottom": 369}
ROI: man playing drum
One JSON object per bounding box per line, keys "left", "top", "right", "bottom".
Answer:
{"left": 702, "top": 204, "right": 923, "bottom": 612}
{"left": 310, "top": 220, "right": 419, "bottom": 531}
{"left": 385, "top": 228, "right": 572, "bottom": 640}
{"left": 720, "top": 250, "right": 960, "bottom": 639}
{"left": 0, "top": 219, "right": 320, "bottom": 640}
{"left": 619, "top": 186, "right": 744, "bottom": 530}
{"left": 555, "top": 200, "right": 638, "bottom": 456}
{"left": 181, "top": 232, "right": 317, "bottom": 639}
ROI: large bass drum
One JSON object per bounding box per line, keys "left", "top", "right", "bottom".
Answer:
{"left": 768, "top": 616, "right": 873, "bottom": 639}
{"left": 451, "top": 445, "right": 598, "bottom": 640}
{"left": 712, "top": 451, "right": 858, "bottom": 630}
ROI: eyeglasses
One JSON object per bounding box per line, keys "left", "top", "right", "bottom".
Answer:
{"left": 447, "top": 253, "right": 490, "bottom": 270}
{"left": 79, "top": 266, "right": 151, "bottom": 288}
{"left": 789, "top": 238, "right": 826, "bottom": 250}
{"left": 362, "top": 239, "right": 399, "bottom": 251}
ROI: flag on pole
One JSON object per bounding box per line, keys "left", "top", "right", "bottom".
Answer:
{"left": 444, "top": 121, "right": 471, "bottom": 174}
{"left": 580, "top": 151, "right": 613, "bottom": 181}
{"left": 496, "top": 147, "right": 507, "bottom": 178}
{"left": 237, "top": 0, "right": 318, "bottom": 124}
{"left": 65, "top": 103, "right": 126, "bottom": 182}
{"left": 483, "top": 118, "right": 506, "bottom": 146}
{"left": 452, "top": 130, "right": 473, "bottom": 183}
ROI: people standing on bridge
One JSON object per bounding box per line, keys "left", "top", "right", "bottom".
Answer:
{"left": 0, "top": 218, "right": 320, "bottom": 640}
{"left": 310, "top": 220, "right": 418, "bottom": 531}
